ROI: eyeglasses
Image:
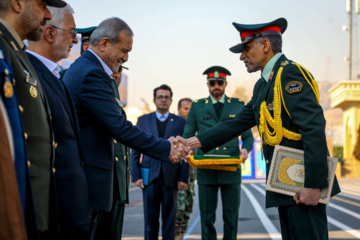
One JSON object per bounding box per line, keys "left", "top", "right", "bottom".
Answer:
{"left": 50, "top": 25, "right": 77, "bottom": 39}
{"left": 209, "top": 80, "right": 225, "bottom": 87}
{"left": 156, "top": 95, "right": 171, "bottom": 100}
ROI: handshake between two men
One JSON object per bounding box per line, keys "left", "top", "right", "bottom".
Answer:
{"left": 167, "top": 136, "right": 201, "bottom": 163}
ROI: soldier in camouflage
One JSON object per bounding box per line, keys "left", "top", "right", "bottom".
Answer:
{"left": 175, "top": 98, "right": 194, "bottom": 240}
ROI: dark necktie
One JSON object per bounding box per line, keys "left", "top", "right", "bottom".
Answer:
{"left": 214, "top": 102, "right": 223, "bottom": 118}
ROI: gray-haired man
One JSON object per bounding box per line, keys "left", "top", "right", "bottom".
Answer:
{"left": 26, "top": 4, "right": 90, "bottom": 239}
{"left": 63, "top": 17, "right": 189, "bottom": 240}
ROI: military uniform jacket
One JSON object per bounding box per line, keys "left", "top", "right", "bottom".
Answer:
{"left": 0, "top": 22, "right": 57, "bottom": 231}
{"left": 0, "top": 46, "right": 34, "bottom": 240}
{"left": 196, "top": 55, "right": 340, "bottom": 207}
{"left": 111, "top": 79, "right": 131, "bottom": 203}
{"left": 183, "top": 95, "right": 254, "bottom": 185}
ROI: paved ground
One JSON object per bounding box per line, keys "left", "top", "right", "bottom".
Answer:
{"left": 122, "top": 178, "right": 360, "bottom": 240}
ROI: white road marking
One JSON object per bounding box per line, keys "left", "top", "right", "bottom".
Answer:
{"left": 242, "top": 184, "right": 281, "bottom": 240}
{"left": 328, "top": 216, "right": 360, "bottom": 239}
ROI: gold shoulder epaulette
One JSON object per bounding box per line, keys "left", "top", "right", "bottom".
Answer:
{"left": 280, "top": 60, "right": 295, "bottom": 68}
{"left": 233, "top": 97, "right": 241, "bottom": 102}
{"left": 194, "top": 98, "right": 206, "bottom": 104}
{"left": 280, "top": 60, "right": 289, "bottom": 66}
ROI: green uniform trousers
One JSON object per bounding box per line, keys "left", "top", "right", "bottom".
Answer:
{"left": 278, "top": 204, "right": 328, "bottom": 240}
{"left": 198, "top": 183, "right": 240, "bottom": 240}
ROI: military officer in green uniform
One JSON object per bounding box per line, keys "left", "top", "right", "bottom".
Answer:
{"left": 183, "top": 66, "right": 254, "bottom": 240}
{"left": 0, "top": 0, "right": 66, "bottom": 238}
{"left": 183, "top": 18, "right": 341, "bottom": 240}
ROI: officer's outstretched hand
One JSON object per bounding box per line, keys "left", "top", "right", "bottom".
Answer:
{"left": 168, "top": 136, "right": 190, "bottom": 163}
{"left": 293, "top": 187, "right": 320, "bottom": 206}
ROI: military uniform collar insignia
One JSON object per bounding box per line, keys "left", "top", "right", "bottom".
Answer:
{"left": 24, "top": 69, "right": 37, "bottom": 86}
{"left": 10, "top": 41, "right": 18, "bottom": 51}
{"left": 269, "top": 70, "right": 274, "bottom": 81}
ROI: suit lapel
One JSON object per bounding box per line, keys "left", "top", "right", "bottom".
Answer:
{"left": 164, "top": 113, "right": 175, "bottom": 139}
{"left": 27, "top": 53, "right": 77, "bottom": 130}
{"left": 150, "top": 112, "right": 159, "bottom": 138}
{"left": 83, "top": 50, "right": 114, "bottom": 88}
{"left": 219, "top": 95, "right": 232, "bottom": 122}
{"left": 44, "top": 71, "right": 75, "bottom": 127}
{"left": 83, "top": 50, "right": 105, "bottom": 72}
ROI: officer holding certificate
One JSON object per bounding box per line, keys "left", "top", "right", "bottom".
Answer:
{"left": 183, "top": 18, "right": 341, "bottom": 240}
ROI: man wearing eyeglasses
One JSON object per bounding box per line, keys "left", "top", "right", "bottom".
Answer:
{"left": 25, "top": 4, "right": 90, "bottom": 240}
{"left": 131, "top": 84, "right": 189, "bottom": 240}
{"left": 0, "top": 0, "right": 67, "bottom": 238}
{"left": 182, "top": 66, "right": 254, "bottom": 240}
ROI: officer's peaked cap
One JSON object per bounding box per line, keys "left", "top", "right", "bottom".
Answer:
{"left": 203, "top": 66, "right": 231, "bottom": 81}
{"left": 229, "top": 17, "right": 287, "bottom": 53}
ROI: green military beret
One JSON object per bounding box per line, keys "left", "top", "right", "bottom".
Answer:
{"left": 203, "top": 66, "right": 231, "bottom": 81}
{"left": 76, "top": 26, "right": 97, "bottom": 42}
{"left": 230, "top": 17, "right": 287, "bottom": 53}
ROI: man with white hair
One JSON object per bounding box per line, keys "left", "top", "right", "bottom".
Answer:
{"left": 26, "top": 4, "right": 89, "bottom": 240}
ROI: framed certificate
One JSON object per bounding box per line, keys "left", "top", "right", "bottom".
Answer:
{"left": 265, "top": 145, "right": 338, "bottom": 204}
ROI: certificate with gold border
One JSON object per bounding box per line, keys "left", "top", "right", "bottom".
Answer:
{"left": 265, "top": 145, "right": 338, "bottom": 204}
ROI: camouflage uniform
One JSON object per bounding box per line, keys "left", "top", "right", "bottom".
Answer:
{"left": 175, "top": 166, "right": 196, "bottom": 238}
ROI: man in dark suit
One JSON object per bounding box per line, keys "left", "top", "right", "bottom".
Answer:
{"left": 182, "top": 18, "right": 341, "bottom": 240}
{"left": 131, "top": 84, "right": 189, "bottom": 240}
{"left": 183, "top": 66, "right": 253, "bottom": 240}
{"left": 95, "top": 67, "right": 131, "bottom": 240}
{"left": 0, "top": 0, "right": 66, "bottom": 237}
{"left": 63, "top": 17, "right": 188, "bottom": 240}
{"left": 75, "top": 26, "right": 131, "bottom": 240}
{"left": 26, "top": 4, "right": 89, "bottom": 239}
